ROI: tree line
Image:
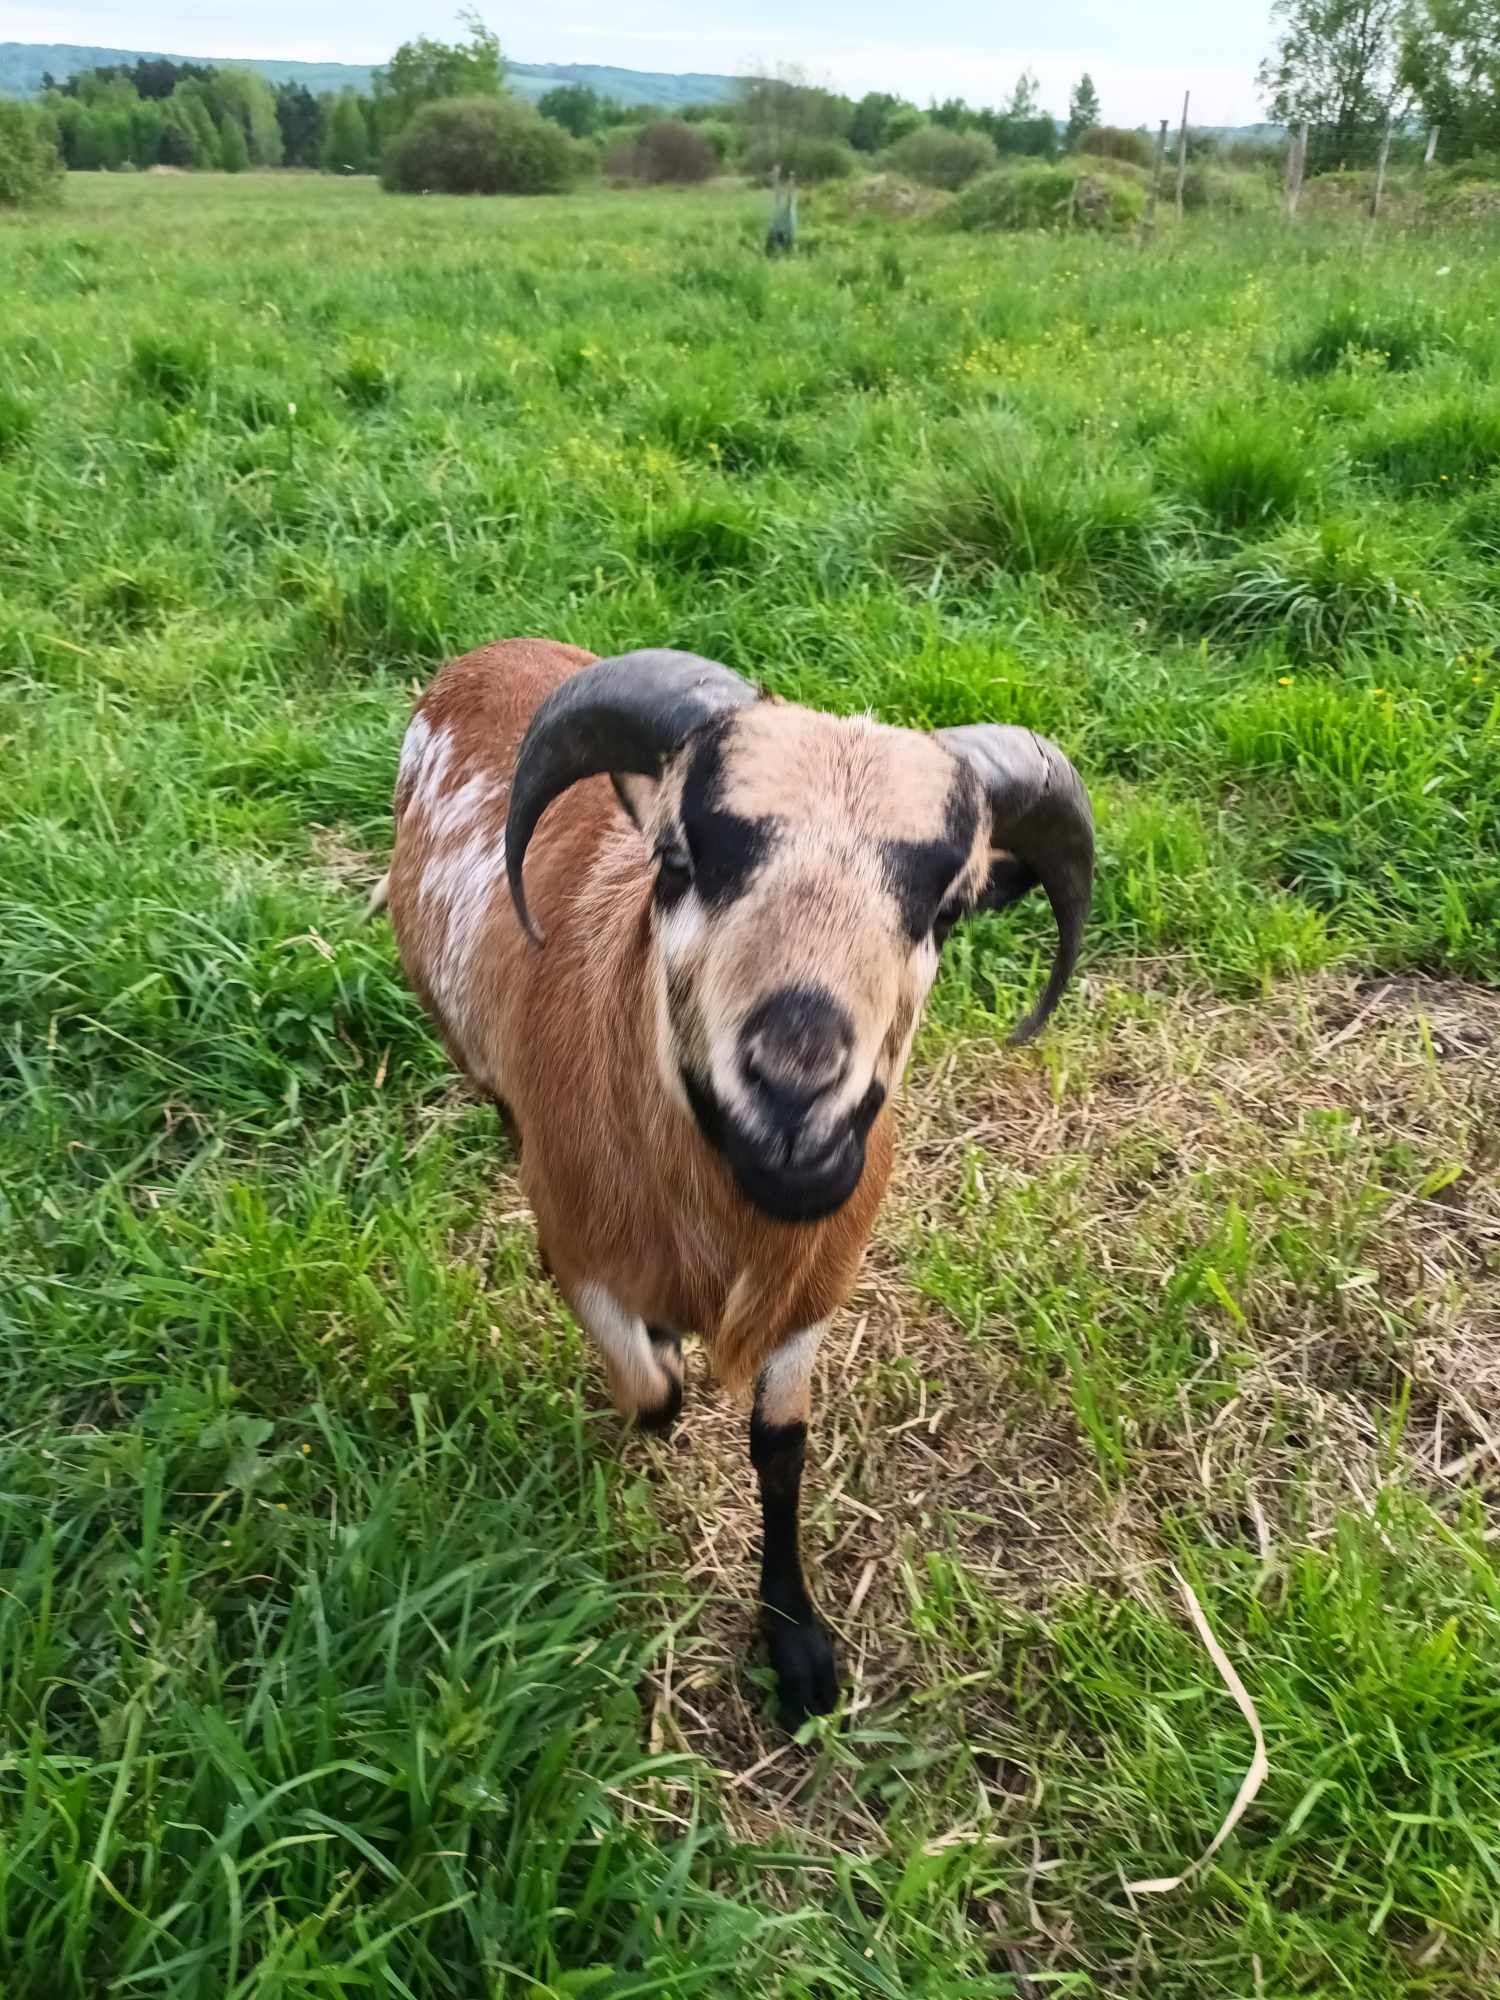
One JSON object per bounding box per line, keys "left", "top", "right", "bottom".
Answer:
{"left": 22, "top": 17, "right": 1122, "bottom": 186}
{"left": 1262, "top": 0, "right": 1500, "bottom": 170}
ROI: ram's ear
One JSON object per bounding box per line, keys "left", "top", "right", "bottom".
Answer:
{"left": 611, "top": 770, "right": 659, "bottom": 830}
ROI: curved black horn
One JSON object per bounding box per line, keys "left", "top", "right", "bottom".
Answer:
{"left": 937, "top": 724, "right": 1094, "bottom": 1044}
{"left": 506, "top": 649, "right": 756, "bottom": 945}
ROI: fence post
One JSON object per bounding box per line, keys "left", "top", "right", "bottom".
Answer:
{"left": 1175, "top": 90, "right": 1190, "bottom": 222}
{"left": 1141, "top": 117, "right": 1169, "bottom": 244}
{"left": 1369, "top": 115, "right": 1394, "bottom": 227}
{"left": 1423, "top": 124, "right": 1439, "bottom": 168}
{"left": 1285, "top": 121, "right": 1308, "bottom": 218}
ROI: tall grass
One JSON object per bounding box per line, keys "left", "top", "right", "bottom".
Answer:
{"left": 4, "top": 174, "right": 1500, "bottom": 1998}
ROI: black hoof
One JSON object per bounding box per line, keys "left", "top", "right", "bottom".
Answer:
{"left": 635, "top": 1372, "right": 683, "bottom": 1436}
{"left": 637, "top": 1330, "right": 684, "bottom": 1434}
{"left": 764, "top": 1615, "right": 840, "bottom": 1726}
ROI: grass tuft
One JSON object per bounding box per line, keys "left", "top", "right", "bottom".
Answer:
{"left": 1169, "top": 406, "right": 1318, "bottom": 531}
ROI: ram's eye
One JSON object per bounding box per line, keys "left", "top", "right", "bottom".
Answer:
{"left": 655, "top": 845, "right": 694, "bottom": 904}
{"left": 933, "top": 902, "right": 962, "bottom": 947}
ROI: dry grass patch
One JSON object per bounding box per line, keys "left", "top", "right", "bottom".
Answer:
{"left": 627, "top": 970, "right": 1498, "bottom": 1822}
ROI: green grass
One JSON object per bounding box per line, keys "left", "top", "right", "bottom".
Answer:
{"left": 3, "top": 172, "right": 1500, "bottom": 1997}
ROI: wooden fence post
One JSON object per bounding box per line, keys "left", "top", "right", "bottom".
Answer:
{"left": 1141, "top": 117, "right": 1169, "bottom": 244}
{"left": 1285, "top": 121, "right": 1308, "bottom": 218}
{"left": 1424, "top": 125, "right": 1440, "bottom": 168}
{"left": 1175, "top": 90, "right": 1190, "bottom": 221}
{"left": 1369, "top": 115, "right": 1394, "bottom": 227}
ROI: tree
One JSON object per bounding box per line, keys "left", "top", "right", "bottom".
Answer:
{"left": 850, "top": 90, "right": 908, "bottom": 152}
{"left": 212, "top": 69, "right": 283, "bottom": 165}
{"left": 1007, "top": 69, "right": 1041, "bottom": 118}
{"left": 275, "top": 83, "right": 322, "bottom": 167}
{"left": 219, "top": 115, "right": 249, "bottom": 171}
{"left": 322, "top": 90, "right": 371, "bottom": 173}
{"left": 0, "top": 101, "right": 65, "bottom": 208}
{"left": 1402, "top": 0, "right": 1500, "bottom": 155}
{"left": 1066, "top": 72, "right": 1102, "bottom": 149}
{"left": 373, "top": 12, "right": 504, "bottom": 139}
{"left": 738, "top": 68, "right": 852, "bottom": 149}
{"left": 1258, "top": 0, "right": 1407, "bottom": 169}
{"left": 538, "top": 83, "right": 603, "bottom": 136}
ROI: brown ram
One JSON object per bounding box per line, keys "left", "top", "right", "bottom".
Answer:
{"left": 382, "top": 637, "right": 1093, "bottom": 1722}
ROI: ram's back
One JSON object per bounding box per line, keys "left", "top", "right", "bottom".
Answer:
{"left": 386, "top": 636, "right": 603, "bottom": 1096}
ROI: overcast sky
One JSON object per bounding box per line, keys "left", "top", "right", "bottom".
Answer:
{"left": 10, "top": 3, "right": 1280, "bottom": 125}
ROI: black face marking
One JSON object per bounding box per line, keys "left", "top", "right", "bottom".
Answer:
{"left": 678, "top": 722, "right": 774, "bottom": 907}
{"left": 881, "top": 771, "right": 982, "bottom": 942}
{"left": 681, "top": 1061, "right": 869, "bottom": 1224}
{"left": 652, "top": 843, "right": 693, "bottom": 910}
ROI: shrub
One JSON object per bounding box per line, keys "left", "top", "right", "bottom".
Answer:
{"left": 1178, "top": 164, "right": 1276, "bottom": 214}
{"left": 1079, "top": 125, "right": 1154, "bottom": 168}
{"left": 884, "top": 125, "right": 997, "bottom": 190}
{"left": 955, "top": 161, "right": 1144, "bottom": 233}
{"left": 381, "top": 96, "right": 580, "bottom": 196}
{"left": 694, "top": 119, "right": 735, "bottom": 165}
{"left": 742, "top": 135, "right": 857, "bottom": 184}
{"left": 605, "top": 120, "right": 715, "bottom": 185}
{"left": 0, "top": 101, "right": 64, "bottom": 209}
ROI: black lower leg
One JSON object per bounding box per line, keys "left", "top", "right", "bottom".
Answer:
{"left": 637, "top": 1326, "right": 684, "bottom": 1435}
{"left": 750, "top": 1408, "right": 839, "bottom": 1722}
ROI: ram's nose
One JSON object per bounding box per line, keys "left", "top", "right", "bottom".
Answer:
{"left": 739, "top": 984, "right": 853, "bottom": 1148}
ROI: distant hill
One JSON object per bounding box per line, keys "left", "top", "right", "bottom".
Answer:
{"left": 0, "top": 41, "right": 741, "bottom": 107}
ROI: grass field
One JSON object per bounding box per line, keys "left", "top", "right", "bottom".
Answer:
{"left": 3, "top": 171, "right": 1499, "bottom": 1997}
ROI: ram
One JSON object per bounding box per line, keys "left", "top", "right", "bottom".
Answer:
{"left": 383, "top": 637, "right": 1093, "bottom": 1722}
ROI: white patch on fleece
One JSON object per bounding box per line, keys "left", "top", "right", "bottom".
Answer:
{"left": 419, "top": 824, "right": 507, "bottom": 1012}
{"left": 759, "top": 1323, "right": 825, "bottom": 1405}
{"left": 396, "top": 711, "right": 432, "bottom": 801}
{"left": 409, "top": 724, "right": 454, "bottom": 818}
{"left": 427, "top": 771, "right": 498, "bottom": 843}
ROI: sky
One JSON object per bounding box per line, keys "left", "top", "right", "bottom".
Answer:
{"left": 8, "top": 2, "right": 1281, "bottom": 126}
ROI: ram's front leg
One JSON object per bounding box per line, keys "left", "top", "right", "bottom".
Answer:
{"left": 751, "top": 1326, "right": 839, "bottom": 1724}
{"left": 571, "top": 1281, "right": 684, "bottom": 1435}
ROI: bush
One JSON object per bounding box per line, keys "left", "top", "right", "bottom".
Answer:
{"left": 954, "top": 161, "right": 1144, "bottom": 233}
{"left": 884, "top": 125, "right": 997, "bottom": 191}
{"left": 694, "top": 118, "right": 735, "bottom": 166}
{"left": 0, "top": 101, "right": 64, "bottom": 209}
{"left": 1079, "top": 124, "right": 1154, "bottom": 167}
{"left": 605, "top": 120, "right": 715, "bottom": 185}
{"left": 1178, "top": 163, "right": 1276, "bottom": 214}
{"left": 742, "top": 135, "right": 857, "bottom": 184}
{"left": 381, "top": 96, "right": 581, "bottom": 195}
